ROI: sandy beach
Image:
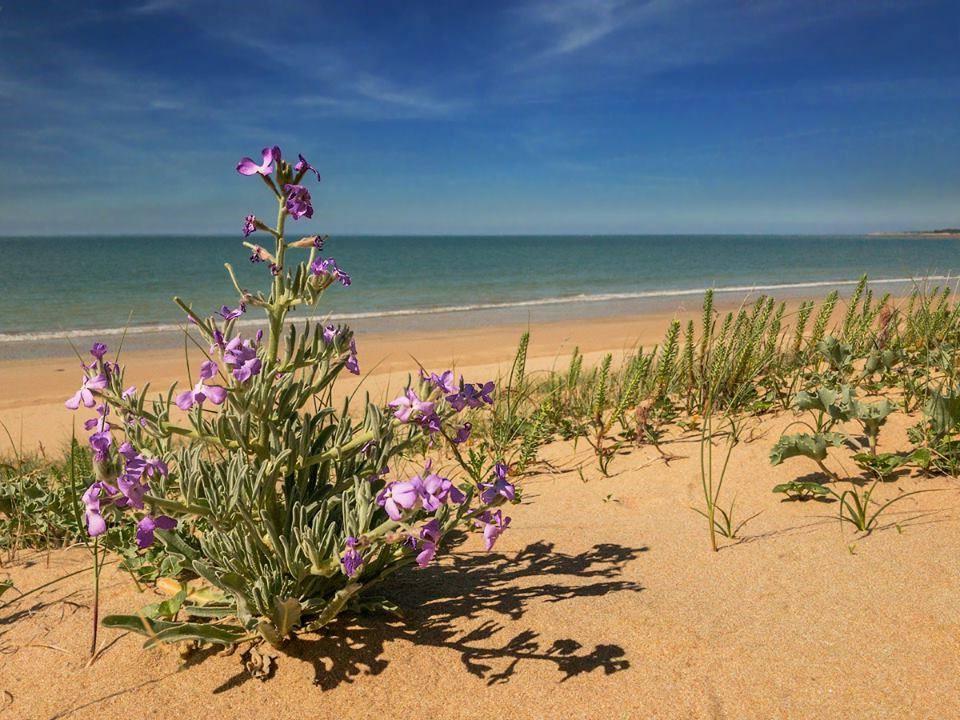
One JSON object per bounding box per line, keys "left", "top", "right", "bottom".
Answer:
{"left": 2, "top": 408, "right": 958, "bottom": 719}
{"left": 3, "top": 294, "right": 959, "bottom": 718}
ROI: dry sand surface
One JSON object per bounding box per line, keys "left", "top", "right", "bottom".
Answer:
{"left": 1, "top": 410, "right": 959, "bottom": 719}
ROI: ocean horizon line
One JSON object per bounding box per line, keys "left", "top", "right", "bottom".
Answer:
{"left": 0, "top": 231, "right": 946, "bottom": 240}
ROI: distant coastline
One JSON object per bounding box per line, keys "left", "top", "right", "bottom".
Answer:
{"left": 868, "top": 228, "right": 960, "bottom": 238}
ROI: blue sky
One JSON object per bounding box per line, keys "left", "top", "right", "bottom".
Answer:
{"left": 0, "top": 0, "right": 957, "bottom": 235}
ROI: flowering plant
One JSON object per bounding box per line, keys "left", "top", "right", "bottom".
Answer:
{"left": 66, "top": 147, "right": 515, "bottom": 663}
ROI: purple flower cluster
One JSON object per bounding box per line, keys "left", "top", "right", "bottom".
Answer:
{"left": 80, "top": 439, "right": 175, "bottom": 548}
{"left": 340, "top": 536, "right": 363, "bottom": 578}
{"left": 388, "top": 388, "right": 441, "bottom": 433}
{"left": 65, "top": 344, "right": 122, "bottom": 458}
{"left": 389, "top": 371, "right": 494, "bottom": 442}
{"left": 376, "top": 460, "right": 466, "bottom": 522}
{"left": 65, "top": 343, "right": 180, "bottom": 548}
{"left": 446, "top": 380, "right": 495, "bottom": 411}
{"left": 310, "top": 256, "right": 351, "bottom": 287}
{"left": 223, "top": 335, "right": 262, "bottom": 382}
{"left": 242, "top": 214, "right": 257, "bottom": 238}
{"left": 283, "top": 184, "right": 313, "bottom": 220}
{"left": 371, "top": 460, "right": 513, "bottom": 569}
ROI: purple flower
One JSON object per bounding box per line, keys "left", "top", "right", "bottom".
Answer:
{"left": 90, "top": 342, "right": 108, "bottom": 360}
{"left": 295, "top": 154, "right": 321, "bottom": 181}
{"left": 144, "top": 456, "right": 169, "bottom": 479}
{"left": 453, "top": 422, "right": 472, "bottom": 444}
{"left": 376, "top": 477, "right": 425, "bottom": 520}
{"left": 415, "top": 519, "right": 441, "bottom": 568}
{"left": 242, "top": 214, "right": 257, "bottom": 237}
{"left": 237, "top": 146, "right": 280, "bottom": 176}
{"left": 388, "top": 389, "right": 435, "bottom": 424}
{"left": 340, "top": 536, "right": 363, "bottom": 578}
{"left": 218, "top": 303, "right": 246, "bottom": 321}
{"left": 83, "top": 404, "right": 110, "bottom": 433}
{"left": 210, "top": 329, "right": 226, "bottom": 354}
{"left": 122, "top": 386, "right": 137, "bottom": 400}
{"left": 313, "top": 235, "right": 326, "bottom": 251}
{"left": 175, "top": 379, "right": 228, "bottom": 410}
{"left": 116, "top": 472, "right": 146, "bottom": 509}
{"left": 475, "top": 510, "right": 511, "bottom": 551}
{"left": 283, "top": 183, "right": 313, "bottom": 220}
{"left": 446, "top": 380, "right": 495, "bottom": 411}
{"left": 249, "top": 245, "right": 266, "bottom": 263}
{"left": 65, "top": 373, "right": 108, "bottom": 410}
{"left": 200, "top": 359, "right": 218, "bottom": 380}
{"left": 136, "top": 514, "right": 177, "bottom": 549}
{"left": 310, "top": 257, "right": 351, "bottom": 286}
{"left": 118, "top": 441, "right": 138, "bottom": 462}
{"left": 421, "top": 463, "right": 466, "bottom": 511}
{"left": 223, "top": 336, "right": 262, "bottom": 382}
{"left": 115, "top": 444, "right": 168, "bottom": 510}
{"left": 82, "top": 482, "right": 111, "bottom": 537}
{"left": 88, "top": 430, "right": 112, "bottom": 463}
{"left": 322, "top": 324, "right": 338, "bottom": 344}
{"left": 422, "top": 369, "right": 458, "bottom": 395}
{"left": 480, "top": 463, "right": 516, "bottom": 505}
{"left": 345, "top": 338, "right": 360, "bottom": 375}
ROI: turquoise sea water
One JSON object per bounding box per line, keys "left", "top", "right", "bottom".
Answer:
{"left": 1, "top": 234, "right": 958, "bottom": 344}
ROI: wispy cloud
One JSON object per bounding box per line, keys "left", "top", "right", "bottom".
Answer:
{"left": 520, "top": 0, "right": 628, "bottom": 57}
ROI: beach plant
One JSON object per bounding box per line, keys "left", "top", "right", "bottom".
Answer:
{"left": 695, "top": 411, "right": 761, "bottom": 550}
{"left": 824, "top": 479, "right": 934, "bottom": 533}
{"left": 907, "top": 385, "right": 960, "bottom": 474}
{"left": 694, "top": 323, "right": 770, "bottom": 551}
{"left": 772, "top": 480, "right": 830, "bottom": 502}
{"left": 61, "top": 147, "right": 517, "bottom": 667}
{"left": 481, "top": 331, "right": 552, "bottom": 474}
{"left": 771, "top": 379, "right": 935, "bottom": 533}
{"left": 0, "top": 437, "right": 91, "bottom": 562}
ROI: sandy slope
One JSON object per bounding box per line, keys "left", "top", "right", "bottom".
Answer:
{"left": 1, "top": 410, "right": 958, "bottom": 720}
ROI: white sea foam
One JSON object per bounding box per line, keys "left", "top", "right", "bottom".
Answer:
{"left": 0, "top": 275, "right": 954, "bottom": 344}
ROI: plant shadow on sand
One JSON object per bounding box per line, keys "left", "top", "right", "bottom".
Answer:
{"left": 214, "top": 540, "right": 646, "bottom": 693}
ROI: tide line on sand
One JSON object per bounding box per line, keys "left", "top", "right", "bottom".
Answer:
{"left": 0, "top": 274, "right": 955, "bottom": 344}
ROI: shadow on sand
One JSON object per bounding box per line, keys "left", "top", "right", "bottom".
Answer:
{"left": 214, "top": 540, "right": 646, "bottom": 693}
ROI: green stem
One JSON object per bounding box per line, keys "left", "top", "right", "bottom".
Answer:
{"left": 267, "top": 199, "right": 288, "bottom": 364}
{"left": 300, "top": 429, "right": 377, "bottom": 468}
{"left": 89, "top": 538, "right": 101, "bottom": 659}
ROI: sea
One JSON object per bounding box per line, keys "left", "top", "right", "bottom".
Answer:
{"left": 0, "top": 234, "right": 957, "bottom": 357}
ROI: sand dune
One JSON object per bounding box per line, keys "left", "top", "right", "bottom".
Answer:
{"left": 2, "top": 409, "right": 958, "bottom": 719}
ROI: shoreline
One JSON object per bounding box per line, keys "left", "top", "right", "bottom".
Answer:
{"left": 1, "top": 274, "right": 954, "bottom": 362}
{"left": 0, "top": 286, "right": 905, "bottom": 456}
